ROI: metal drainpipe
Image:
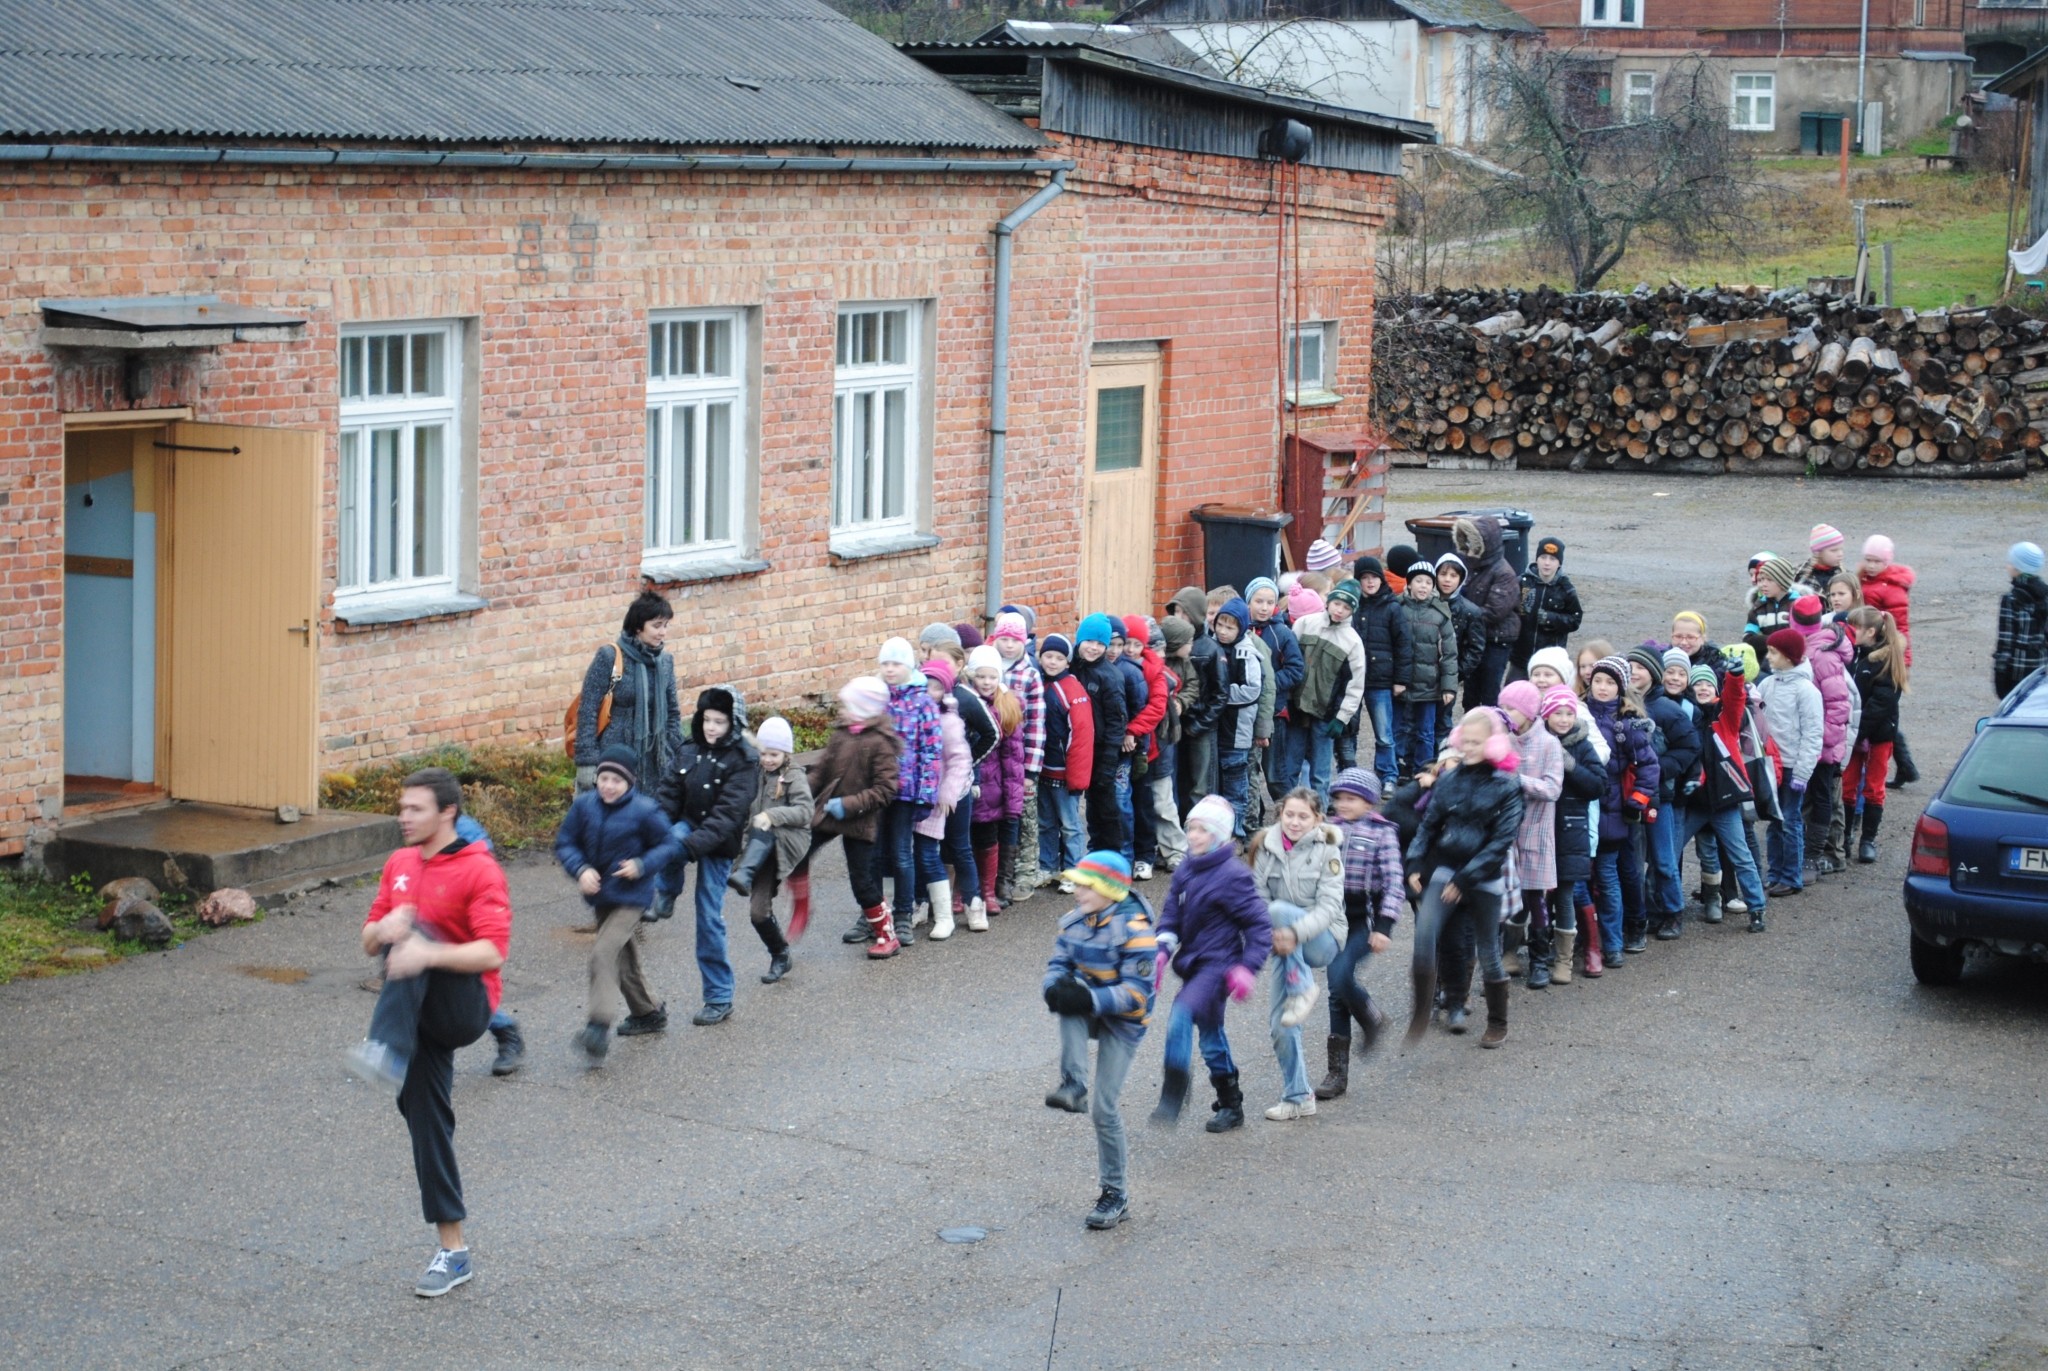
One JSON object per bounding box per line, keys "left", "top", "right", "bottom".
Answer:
{"left": 985, "top": 168, "right": 1068, "bottom": 620}
{"left": 1855, "top": 0, "right": 1870, "bottom": 151}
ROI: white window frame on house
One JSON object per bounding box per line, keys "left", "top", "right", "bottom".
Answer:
{"left": 1730, "top": 72, "right": 1776, "bottom": 132}
{"left": 644, "top": 309, "right": 749, "bottom": 572}
{"left": 1581, "top": 0, "right": 1641, "bottom": 28}
{"left": 1623, "top": 70, "right": 1656, "bottom": 122}
{"left": 830, "top": 302, "right": 926, "bottom": 551}
{"left": 336, "top": 321, "right": 465, "bottom": 616}
{"left": 1425, "top": 35, "right": 1443, "bottom": 111}
{"left": 1287, "top": 321, "right": 1341, "bottom": 408}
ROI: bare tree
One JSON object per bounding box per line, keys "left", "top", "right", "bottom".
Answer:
{"left": 1482, "top": 49, "right": 1757, "bottom": 292}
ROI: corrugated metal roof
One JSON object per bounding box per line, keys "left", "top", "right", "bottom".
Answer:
{"left": 1393, "top": 0, "right": 1538, "bottom": 33}
{"left": 0, "top": 0, "right": 1042, "bottom": 150}
{"left": 1109, "top": 0, "right": 1535, "bottom": 32}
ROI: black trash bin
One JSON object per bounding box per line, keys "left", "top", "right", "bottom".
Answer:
{"left": 1404, "top": 508, "right": 1536, "bottom": 576}
{"left": 1191, "top": 504, "right": 1293, "bottom": 596}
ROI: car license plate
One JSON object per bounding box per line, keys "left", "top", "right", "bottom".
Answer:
{"left": 2008, "top": 847, "right": 2048, "bottom": 875}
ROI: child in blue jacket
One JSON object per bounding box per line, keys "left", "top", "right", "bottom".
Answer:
{"left": 554, "top": 746, "right": 680, "bottom": 1064}
{"left": 1042, "top": 850, "right": 1157, "bottom": 1231}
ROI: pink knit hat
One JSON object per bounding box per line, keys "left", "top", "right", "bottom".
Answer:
{"left": 922, "top": 657, "right": 958, "bottom": 692}
{"left": 991, "top": 612, "right": 1029, "bottom": 643}
{"left": 1498, "top": 679, "right": 1541, "bottom": 725}
{"left": 1287, "top": 584, "right": 1325, "bottom": 621}
{"left": 839, "top": 676, "right": 889, "bottom": 721}
{"left": 1810, "top": 523, "right": 1845, "bottom": 553}
{"left": 1862, "top": 534, "right": 1895, "bottom": 565}
{"left": 1539, "top": 685, "right": 1579, "bottom": 719}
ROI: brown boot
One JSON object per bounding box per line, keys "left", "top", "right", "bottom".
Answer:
{"left": 1550, "top": 928, "right": 1574, "bottom": 985}
{"left": 1405, "top": 964, "right": 1436, "bottom": 1045}
{"left": 1314, "top": 1034, "right": 1349, "bottom": 1099}
{"left": 1480, "top": 978, "right": 1510, "bottom": 1048}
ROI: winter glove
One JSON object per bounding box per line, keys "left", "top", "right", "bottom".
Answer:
{"left": 1155, "top": 950, "right": 1171, "bottom": 986}
{"left": 824, "top": 797, "right": 847, "bottom": 820}
{"left": 574, "top": 765, "right": 598, "bottom": 793}
{"left": 1226, "top": 965, "right": 1257, "bottom": 1002}
{"left": 1789, "top": 779, "right": 1807, "bottom": 794}
{"left": 1321, "top": 717, "right": 1349, "bottom": 738}
{"left": 1044, "top": 977, "right": 1096, "bottom": 1017}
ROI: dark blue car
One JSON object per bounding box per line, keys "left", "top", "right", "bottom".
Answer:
{"left": 1904, "top": 667, "right": 2048, "bottom": 985}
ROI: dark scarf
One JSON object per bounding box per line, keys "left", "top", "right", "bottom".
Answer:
{"left": 616, "top": 633, "right": 673, "bottom": 780}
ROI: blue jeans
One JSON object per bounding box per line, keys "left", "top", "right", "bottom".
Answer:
{"left": 1265, "top": 905, "right": 1336, "bottom": 1105}
{"left": 1326, "top": 911, "right": 1380, "bottom": 1036}
{"left": 655, "top": 819, "right": 734, "bottom": 1007}
{"left": 1114, "top": 759, "right": 1135, "bottom": 865}
{"left": 1162, "top": 999, "right": 1236, "bottom": 1079}
{"left": 1679, "top": 805, "right": 1768, "bottom": 914}
{"left": 1395, "top": 695, "right": 1436, "bottom": 778}
{"left": 946, "top": 789, "right": 978, "bottom": 898}
{"left": 1335, "top": 728, "right": 1357, "bottom": 775}
{"left": 1592, "top": 840, "right": 1625, "bottom": 955}
{"left": 883, "top": 800, "right": 921, "bottom": 916}
{"left": 1275, "top": 717, "right": 1313, "bottom": 793}
{"left": 1037, "top": 778, "right": 1085, "bottom": 874}
{"left": 1306, "top": 723, "right": 1337, "bottom": 801}
{"left": 1218, "top": 747, "right": 1251, "bottom": 837}
{"left": 1647, "top": 803, "right": 1684, "bottom": 917}
{"left": 1362, "top": 688, "right": 1397, "bottom": 787}
{"left": 1057, "top": 1016, "right": 1139, "bottom": 1196}
{"left": 1768, "top": 780, "right": 1807, "bottom": 888}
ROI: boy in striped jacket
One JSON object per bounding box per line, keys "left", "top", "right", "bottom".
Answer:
{"left": 1042, "top": 850, "right": 1157, "bottom": 1232}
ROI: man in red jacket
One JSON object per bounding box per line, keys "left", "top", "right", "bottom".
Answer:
{"left": 347, "top": 767, "right": 512, "bottom": 1298}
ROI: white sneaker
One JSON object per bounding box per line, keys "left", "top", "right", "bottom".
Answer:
{"left": 965, "top": 897, "right": 989, "bottom": 932}
{"left": 1725, "top": 896, "right": 1749, "bottom": 914}
{"left": 1277, "top": 983, "right": 1319, "bottom": 1028}
{"left": 1264, "top": 1099, "right": 1317, "bottom": 1121}
{"left": 1133, "top": 861, "right": 1155, "bottom": 882}
{"left": 1059, "top": 880, "right": 1075, "bottom": 894}
{"left": 912, "top": 901, "right": 929, "bottom": 929}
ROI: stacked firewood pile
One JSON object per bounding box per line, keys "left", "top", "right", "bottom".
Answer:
{"left": 1372, "top": 284, "right": 2048, "bottom": 473}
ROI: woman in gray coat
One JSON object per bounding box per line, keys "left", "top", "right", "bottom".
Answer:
{"left": 575, "top": 591, "right": 686, "bottom": 793}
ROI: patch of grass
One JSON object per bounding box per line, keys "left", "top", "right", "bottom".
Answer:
{"left": 0, "top": 869, "right": 206, "bottom": 984}
{"left": 322, "top": 744, "right": 577, "bottom": 851}
{"left": 1907, "top": 113, "right": 1959, "bottom": 160}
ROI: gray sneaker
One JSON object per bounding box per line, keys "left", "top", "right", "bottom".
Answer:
{"left": 343, "top": 1040, "right": 406, "bottom": 1094}
{"left": 414, "top": 1246, "right": 472, "bottom": 1297}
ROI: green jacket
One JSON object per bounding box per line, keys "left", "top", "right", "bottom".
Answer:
{"left": 1399, "top": 595, "right": 1460, "bottom": 699}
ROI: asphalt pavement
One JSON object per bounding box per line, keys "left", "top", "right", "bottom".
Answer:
{"left": 7, "top": 469, "right": 2048, "bottom": 1370}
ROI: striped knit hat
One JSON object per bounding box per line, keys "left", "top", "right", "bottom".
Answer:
{"left": 1810, "top": 523, "right": 1845, "bottom": 553}
{"left": 1688, "top": 664, "right": 1719, "bottom": 692}
{"left": 1329, "top": 767, "right": 1380, "bottom": 804}
{"left": 1758, "top": 557, "right": 1800, "bottom": 591}
{"left": 1539, "top": 685, "right": 1579, "bottom": 719}
{"left": 1590, "top": 655, "right": 1633, "bottom": 691}
{"left": 1662, "top": 647, "right": 1692, "bottom": 674}
{"left": 1187, "top": 794, "right": 1236, "bottom": 840}
{"left": 1305, "top": 538, "right": 1345, "bottom": 572}
{"left": 1065, "top": 851, "right": 1133, "bottom": 903}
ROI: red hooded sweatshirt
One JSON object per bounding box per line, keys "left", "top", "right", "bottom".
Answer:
{"left": 364, "top": 837, "right": 513, "bottom": 1009}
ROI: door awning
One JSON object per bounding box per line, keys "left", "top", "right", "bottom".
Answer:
{"left": 41, "top": 295, "right": 305, "bottom": 350}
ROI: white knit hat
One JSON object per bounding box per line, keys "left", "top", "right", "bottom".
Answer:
{"left": 877, "top": 636, "right": 917, "bottom": 669}
{"left": 756, "top": 716, "right": 795, "bottom": 755}
{"left": 966, "top": 644, "right": 1004, "bottom": 676}
{"left": 1187, "top": 794, "right": 1236, "bottom": 840}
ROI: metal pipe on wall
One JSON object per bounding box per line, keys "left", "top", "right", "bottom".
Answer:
{"left": 984, "top": 169, "right": 1068, "bottom": 619}
{"left": 1855, "top": 0, "right": 1871, "bottom": 151}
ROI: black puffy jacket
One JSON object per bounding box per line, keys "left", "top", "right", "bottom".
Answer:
{"left": 656, "top": 687, "right": 761, "bottom": 860}
{"left": 1355, "top": 583, "right": 1413, "bottom": 690}
{"left": 1071, "top": 653, "right": 1128, "bottom": 767}
{"left": 1454, "top": 517, "right": 1523, "bottom": 646}
{"left": 1851, "top": 646, "right": 1903, "bottom": 745}
{"left": 1554, "top": 723, "right": 1604, "bottom": 885}
{"left": 1406, "top": 759, "right": 1523, "bottom": 892}
{"left": 1515, "top": 570, "right": 1583, "bottom": 660}
{"left": 1444, "top": 592, "right": 1488, "bottom": 687}
{"left": 1646, "top": 691, "right": 1702, "bottom": 805}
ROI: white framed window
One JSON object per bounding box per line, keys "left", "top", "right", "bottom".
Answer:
{"left": 337, "top": 323, "right": 461, "bottom": 606}
{"left": 1287, "top": 321, "right": 1341, "bottom": 406}
{"left": 1582, "top": 0, "right": 1641, "bottom": 27}
{"left": 1731, "top": 72, "right": 1776, "bottom": 131}
{"left": 645, "top": 311, "right": 746, "bottom": 559}
{"left": 832, "top": 304, "right": 921, "bottom": 535}
{"left": 1425, "top": 36, "right": 1443, "bottom": 110}
{"left": 1623, "top": 71, "right": 1655, "bottom": 122}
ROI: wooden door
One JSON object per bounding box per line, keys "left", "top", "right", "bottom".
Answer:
{"left": 1081, "top": 358, "right": 1160, "bottom": 616}
{"left": 164, "top": 422, "right": 321, "bottom": 811}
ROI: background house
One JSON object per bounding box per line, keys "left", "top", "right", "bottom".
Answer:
{"left": 1493, "top": 0, "right": 1969, "bottom": 153}
{"left": 0, "top": 0, "right": 1423, "bottom": 856}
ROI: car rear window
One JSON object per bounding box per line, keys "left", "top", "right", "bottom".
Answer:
{"left": 1947, "top": 727, "right": 2048, "bottom": 814}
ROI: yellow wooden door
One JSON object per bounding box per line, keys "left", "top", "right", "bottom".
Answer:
{"left": 163, "top": 422, "right": 321, "bottom": 811}
{"left": 1081, "top": 358, "right": 1160, "bottom": 616}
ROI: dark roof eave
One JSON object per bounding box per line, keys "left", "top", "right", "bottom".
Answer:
{"left": 1989, "top": 45, "right": 2048, "bottom": 95}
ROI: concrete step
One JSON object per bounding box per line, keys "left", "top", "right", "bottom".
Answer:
{"left": 45, "top": 802, "right": 400, "bottom": 898}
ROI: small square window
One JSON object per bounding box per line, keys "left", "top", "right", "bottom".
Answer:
{"left": 1095, "top": 386, "right": 1146, "bottom": 472}
{"left": 1731, "top": 73, "right": 1775, "bottom": 131}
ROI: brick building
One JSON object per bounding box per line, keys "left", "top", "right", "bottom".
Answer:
{"left": 0, "top": 0, "right": 1423, "bottom": 857}
{"left": 1493, "top": 0, "right": 1969, "bottom": 153}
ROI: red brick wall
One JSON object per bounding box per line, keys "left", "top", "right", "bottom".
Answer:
{"left": 0, "top": 146, "right": 1390, "bottom": 855}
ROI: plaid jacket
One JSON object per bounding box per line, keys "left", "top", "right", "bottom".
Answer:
{"left": 1045, "top": 894, "right": 1158, "bottom": 1043}
{"left": 1512, "top": 725, "right": 1564, "bottom": 891}
{"left": 1334, "top": 812, "right": 1406, "bottom": 931}
{"left": 1995, "top": 575, "right": 2048, "bottom": 698}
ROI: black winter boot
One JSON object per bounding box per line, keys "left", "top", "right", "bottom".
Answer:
{"left": 756, "top": 917, "right": 792, "bottom": 983}
{"left": 1859, "top": 803, "right": 1883, "bottom": 864}
{"left": 727, "top": 830, "right": 776, "bottom": 896}
{"left": 489, "top": 1019, "right": 525, "bottom": 1076}
{"left": 1892, "top": 733, "right": 1919, "bottom": 786}
{"left": 1405, "top": 965, "right": 1437, "bottom": 1045}
{"left": 1441, "top": 962, "right": 1474, "bottom": 1035}
{"left": 1699, "top": 878, "right": 1724, "bottom": 925}
{"left": 1314, "top": 1034, "right": 1349, "bottom": 1100}
{"left": 1204, "top": 1071, "right": 1245, "bottom": 1133}
{"left": 1526, "top": 922, "right": 1554, "bottom": 990}
{"left": 1150, "top": 1065, "right": 1190, "bottom": 1127}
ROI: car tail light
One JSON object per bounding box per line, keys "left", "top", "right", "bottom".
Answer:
{"left": 1910, "top": 812, "right": 1950, "bottom": 878}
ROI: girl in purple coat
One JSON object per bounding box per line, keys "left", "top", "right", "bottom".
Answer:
{"left": 878, "top": 637, "right": 943, "bottom": 947}
{"left": 1150, "top": 794, "right": 1272, "bottom": 1135}
{"left": 1792, "top": 595, "right": 1856, "bottom": 877}
{"left": 966, "top": 645, "right": 1026, "bottom": 929}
